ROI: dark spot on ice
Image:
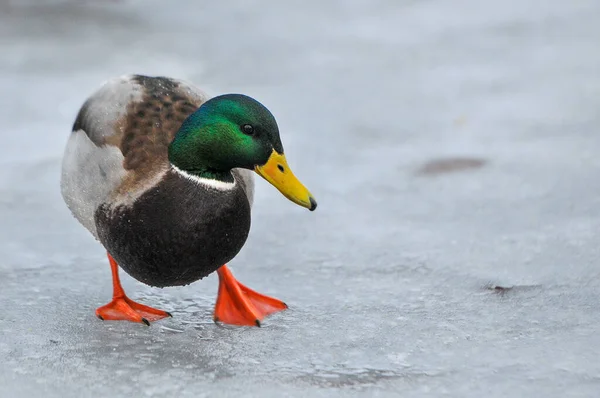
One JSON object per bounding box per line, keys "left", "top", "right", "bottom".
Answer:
{"left": 484, "top": 283, "right": 542, "bottom": 296}
{"left": 489, "top": 285, "right": 513, "bottom": 295}
{"left": 417, "top": 157, "right": 487, "bottom": 176}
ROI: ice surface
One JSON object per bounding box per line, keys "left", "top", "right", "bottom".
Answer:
{"left": 1, "top": 0, "right": 600, "bottom": 397}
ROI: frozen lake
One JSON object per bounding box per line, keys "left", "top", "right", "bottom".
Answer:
{"left": 1, "top": 0, "right": 600, "bottom": 396}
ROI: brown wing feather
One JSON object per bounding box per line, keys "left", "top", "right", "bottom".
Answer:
{"left": 72, "top": 75, "right": 208, "bottom": 200}
{"left": 116, "top": 75, "right": 204, "bottom": 175}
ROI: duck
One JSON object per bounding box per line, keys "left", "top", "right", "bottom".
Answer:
{"left": 60, "top": 75, "right": 317, "bottom": 327}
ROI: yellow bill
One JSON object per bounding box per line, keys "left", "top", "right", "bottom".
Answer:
{"left": 255, "top": 150, "right": 317, "bottom": 211}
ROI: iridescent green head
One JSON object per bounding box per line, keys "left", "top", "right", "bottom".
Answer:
{"left": 168, "top": 94, "right": 316, "bottom": 210}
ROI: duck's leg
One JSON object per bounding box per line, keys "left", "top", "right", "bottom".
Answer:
{"left": 213, "top": 265, "right": 288, "bottom": 327}
{"left": 95, "top": 253, "right": 172, "bottom": 325}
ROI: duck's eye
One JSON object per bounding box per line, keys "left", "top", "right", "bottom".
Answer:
{"left": 241, "top": 124, "right": 254, "bottom": 135}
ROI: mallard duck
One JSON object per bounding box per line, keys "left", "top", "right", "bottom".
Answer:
{"left": 61, "top": 75, "right": 316, "bottom": 327}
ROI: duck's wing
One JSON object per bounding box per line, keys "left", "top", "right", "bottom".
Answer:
{"left": 61, "top": 75, "right": 209, "bottom": 237}
{"left": 76, "top": 75, "right": 208, "bottom": 193}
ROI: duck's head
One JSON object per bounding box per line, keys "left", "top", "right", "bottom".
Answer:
{"left": 168, "top": 94, "right": 317, "bottom": 211}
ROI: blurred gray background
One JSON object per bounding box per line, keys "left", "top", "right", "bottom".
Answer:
{"left": 1, "top": 0, "right": 600, "bottom": 397}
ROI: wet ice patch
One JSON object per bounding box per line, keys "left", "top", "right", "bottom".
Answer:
{"left": 417, "top": 157, "right": 487, "bottom": 176}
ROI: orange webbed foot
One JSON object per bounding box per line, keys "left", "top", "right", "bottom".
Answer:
{"left": 214, "top": 265, "right": 288, "bottom": 327}
{"left": 96, "top": 296, "right": 172, "bottom": 326}
{"left": 96, "top": 252, "right": 172, "bottom": 326}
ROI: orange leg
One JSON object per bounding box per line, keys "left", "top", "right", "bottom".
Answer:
{"left": 214, "top": 265, "right": 288, "bottom": 327}
{"left": 95, "top": 253, "right": 172, "bottom": 326}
